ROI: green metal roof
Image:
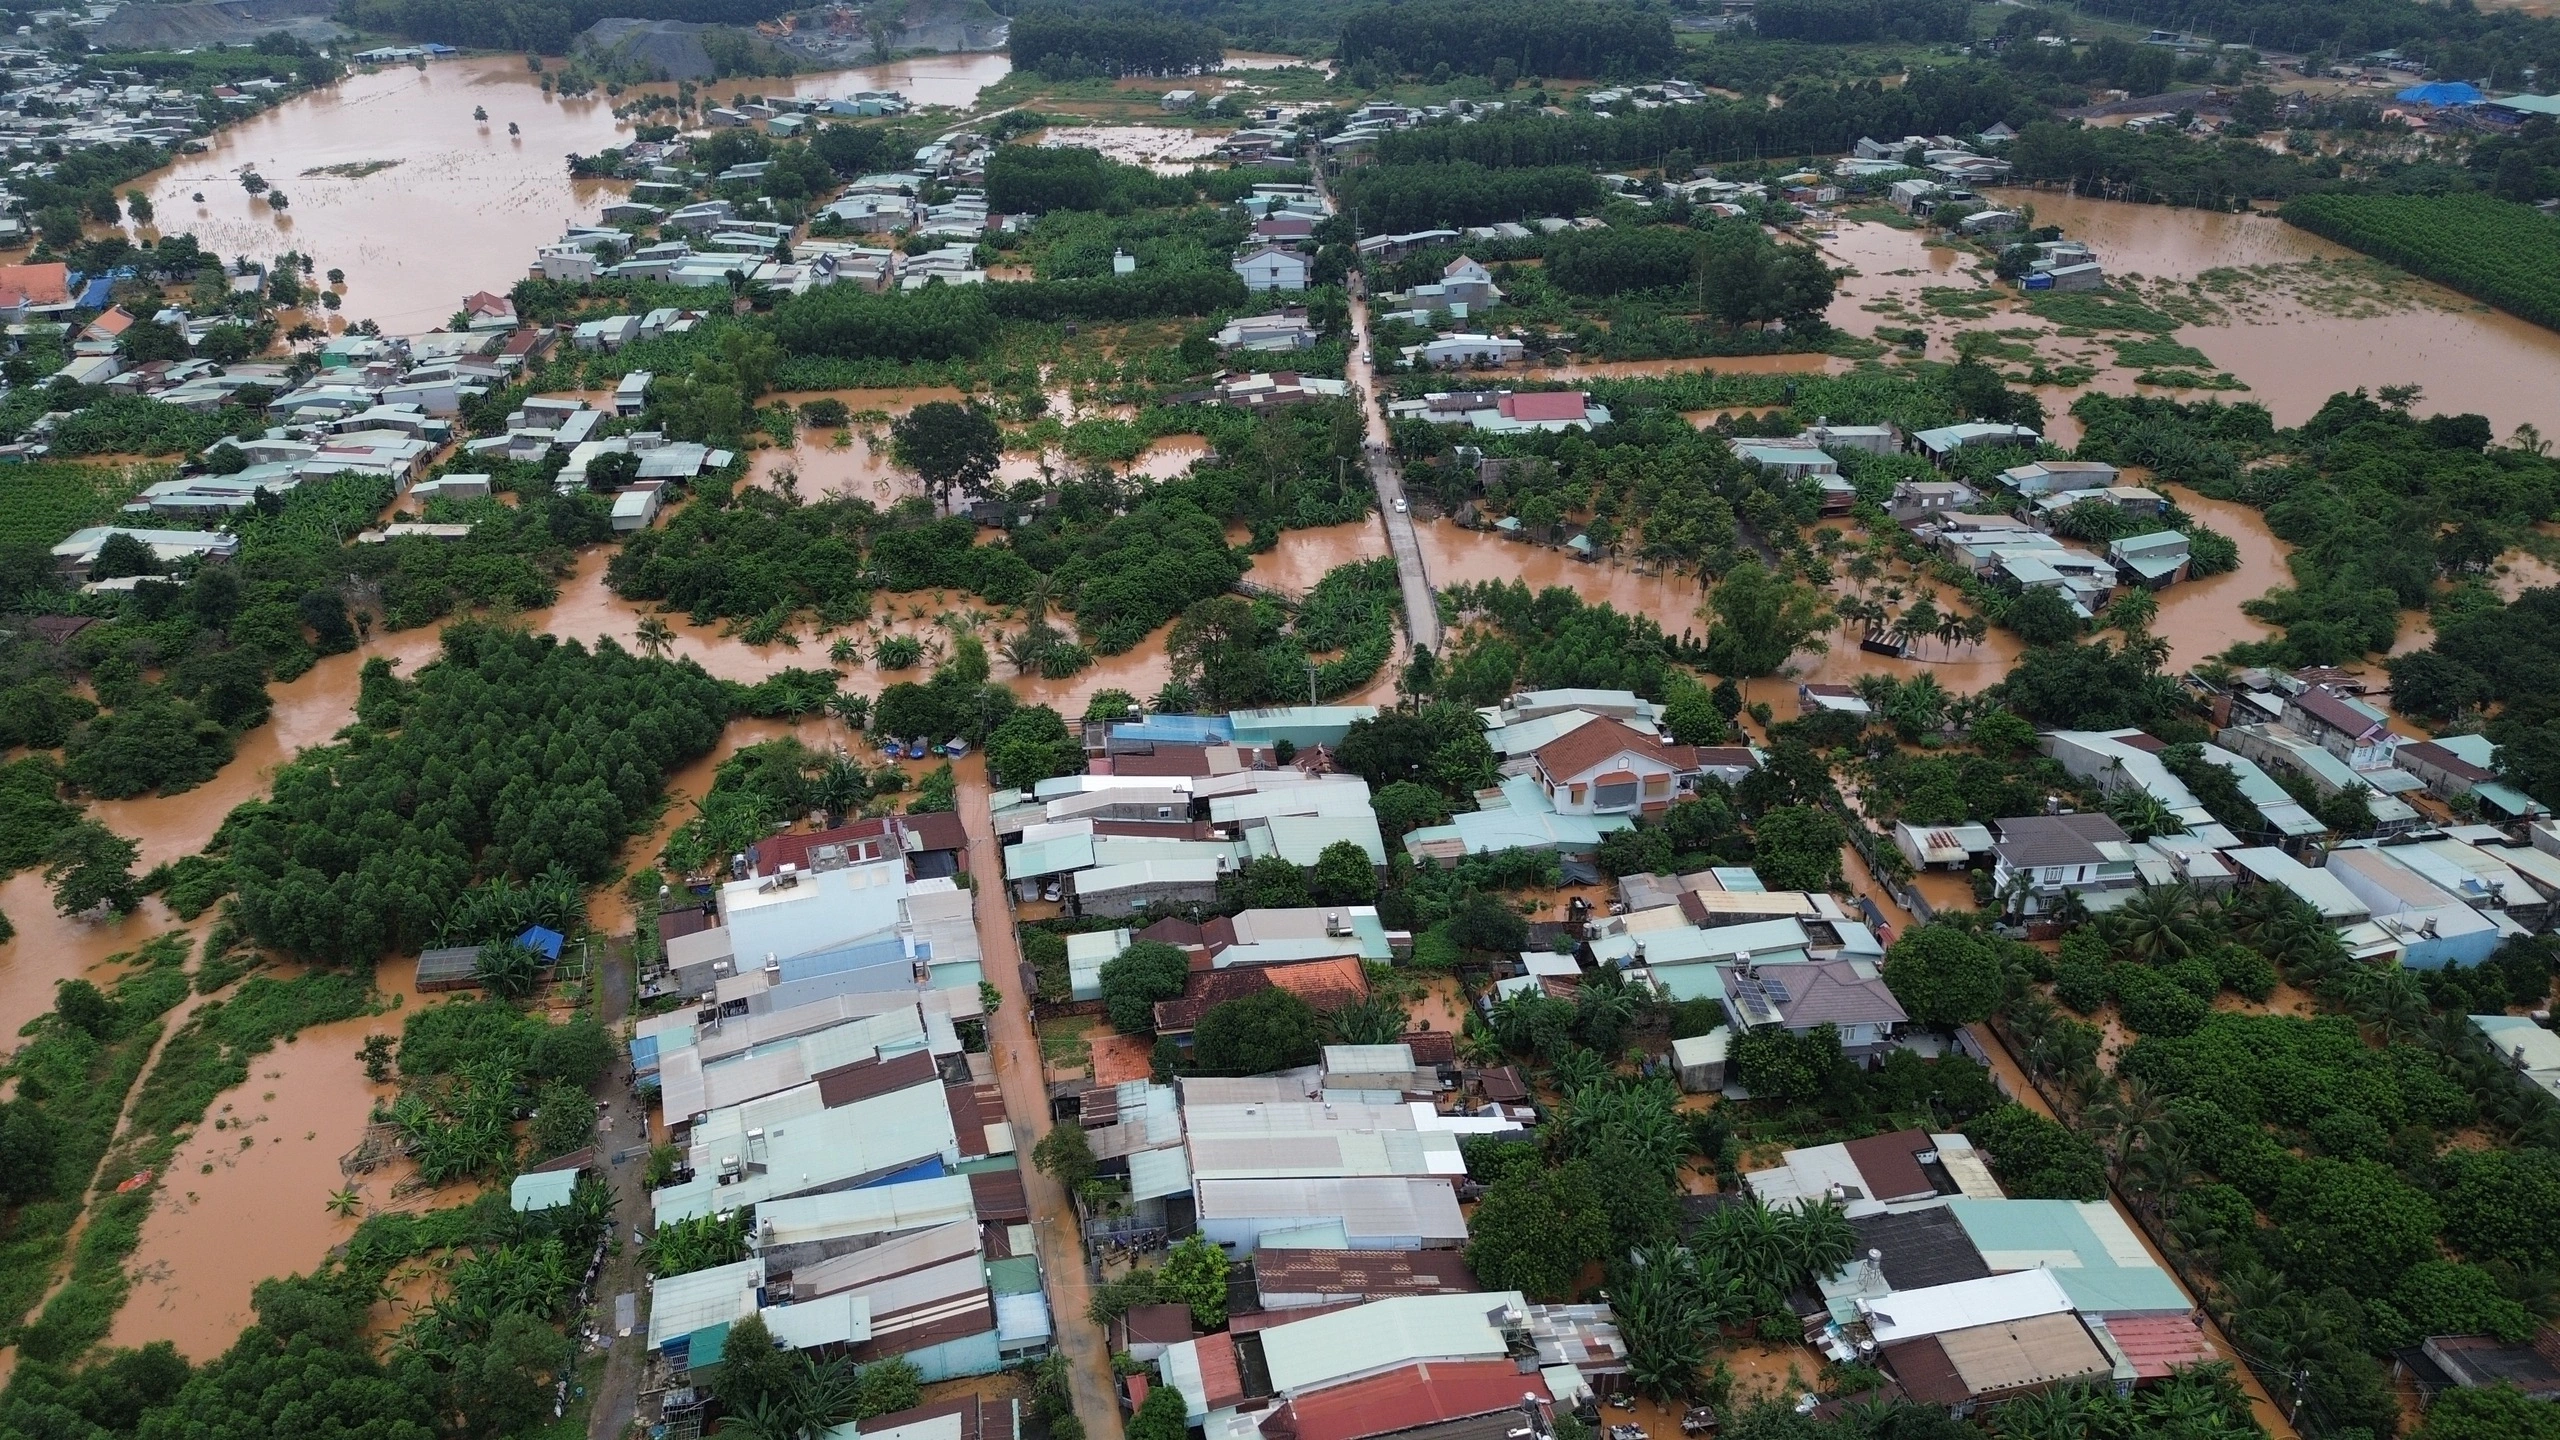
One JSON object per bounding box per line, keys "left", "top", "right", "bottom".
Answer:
{"left": 510, "top": 1169, "right": 579, "bottom": 1212}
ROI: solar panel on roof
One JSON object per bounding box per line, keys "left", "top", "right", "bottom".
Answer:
{"left": 1761, "top": 977, "right": 1791, "bottom": 1004}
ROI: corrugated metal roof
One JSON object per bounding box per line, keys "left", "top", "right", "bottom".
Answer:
{"left": 764, "top": 1292, "right": 872, "bottom": 1349}
{"left": 1934, "top": 1311, "right": 2111, "bottom": 1396}
{"left": 1195, "top": 1177, "right": 1468, "bottom": 1242}
{"left": 758, "top": 1174, "right": 976, "bottom": 1250}
{"left": 647, "top": 1258, "right": 762, "bottom": 1347}
{"left": 1249, "top": 813, "right": 1389, "bottom": 866}
{"left": 1260, "top": 1292, "right": 1524, "bottom": 1396}
{"left": 1128, "top": 1146, "right": 1194, "bottom": 1202}
{"left": 794, "top": 1221, "right": 981, "bottom": 1299}
{"left": 511, "top": 1169, "right": 579, "bottom": 1212}
{"left": 1862, "top": 1269, "right": 2073, "bottom": 1344}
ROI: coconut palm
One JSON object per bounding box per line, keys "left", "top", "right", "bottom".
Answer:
{"left": 326, "top": 1187, "right": 363, "bottom": 1216}
{"left": 2116, "top": 882, "right": 2209, "bottom": 962}
{"left": 1935, "top": 610, "right": 1969, "bottom": 653}
{"left": 634, "top": 615, "right": 674, "bottom": 660}
{"left": 828, "top": 635, "right": 861, "bottom": 667}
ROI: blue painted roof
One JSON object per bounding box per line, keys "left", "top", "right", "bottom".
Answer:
{"left": 517, "top": 925, "right": 565, "bottom": 960}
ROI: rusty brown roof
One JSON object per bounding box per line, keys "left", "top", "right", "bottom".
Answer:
{"left": 814, "top": 1048, "right": 939, "bottom": 1109}
{"left": 1253, "top": 1248, "right": 1482, "bottom": 1303}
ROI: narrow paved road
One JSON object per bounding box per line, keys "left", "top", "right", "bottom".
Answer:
{"left": 588, "top": 937, "right": 650, "bottom": 1440}
{"left": 964, "top": 780, "right": 1126, "bottom": 1440}
{"left": 1343, "top": 267, "right": 1442, "bottom": 655}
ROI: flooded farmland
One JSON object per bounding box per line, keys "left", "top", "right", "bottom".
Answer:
{"left": 14, "top": 46, "right": 2559, "bottom": 1382}
{"left": 126, "top": 52, "right": 1011, "bottom": 330}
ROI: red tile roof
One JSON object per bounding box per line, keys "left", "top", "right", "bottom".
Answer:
{"left": 2098, "top": 1315, "right": 2220, "bottom": 1380}
{"left": 1155, "top": 966, "right": 1275, "bottom": 1034}
{"left": 1400, "top": 1031, "right": 1456, "bottom": 1065}
{"left": 1263, "top": 956, "right": 1369, "bottom": 1008}
{"left": 1497, "top": 391, "right": 1589, "bottom": 423}
{"left": 1533, "top": 717, "right": 1688, "bottom": 784}
{"left": 87, "top": 305, "right": 133, "bottom": 336}
{"left": 0, "top": 262, "right": 68, "bottom": 306}
{"left": 1278, "top": 1360, "right": 1533, "bottom": 1440}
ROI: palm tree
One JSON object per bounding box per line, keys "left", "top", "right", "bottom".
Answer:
{"left": 828, "top": 635, "right": 861, "bottom": 667}
{"left": 634, "top": 615, "right": 674, "bottom": 660}
{"left": 326, "top": 1187, "right": 363, "bottom": 1216}
{"left": 2116, "top": 882, "right": 2208, "bottom": 962}
{"left": 1934, "top": 611, "right": 1968, "bottom": 654}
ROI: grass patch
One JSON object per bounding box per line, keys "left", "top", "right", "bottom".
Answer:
{"left": 1039, "top": 1015, "right": 1095, "bottom": 1070}
{"left": 302, "top": 159, "right": 401, "bottom": 178}
{"left": 2135, "top": 368, "right": 2249, "bottom": 391}
{"left": 2024, "top": 290, "right": 2181, "bottom": 333}
{"left": 0, "top": 463, "right": 164, "bottom": 549}
{"left": 1841, "top": 205, "right": 1916, "bottom": 229}
{"left": 0, "top": 936, "right": 193, "bottom": 1351}
{"left": 1920, "top": 286, "right": 1998, "bottom": 319}
{"left": 12, "top": 967, "right": 376, "bottom": 1364}
{"left": 2110, "top": 336, "right": 2215, "bottom": 369}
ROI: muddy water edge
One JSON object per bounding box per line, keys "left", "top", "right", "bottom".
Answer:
{"left": 125, "top": 52, "right": 1010, "bottom": 332}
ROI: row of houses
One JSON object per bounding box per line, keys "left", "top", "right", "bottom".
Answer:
{"left": 624, "top": 808, "right": 1052, "bottom": 1424}
{"left": 1743, "top": 1127, "right": 2228, "bottom": 1414}
{"left": 1877, "top": 715, "right": 2554, "bottom": 970}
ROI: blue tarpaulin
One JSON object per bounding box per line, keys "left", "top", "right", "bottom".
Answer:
{"left": 2397, "top": 81, "right": 2483, "bottom": 106}
{"left": 516, "top": 925, "right": 564, "bottom": 960}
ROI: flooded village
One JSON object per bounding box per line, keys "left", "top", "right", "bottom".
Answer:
{"left": 1, "top": 9, "right": 2558, "bottom": 1440}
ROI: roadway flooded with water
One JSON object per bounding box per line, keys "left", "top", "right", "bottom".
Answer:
{"left": 15, "top": 56, "right": 2552, "bottom": 1372}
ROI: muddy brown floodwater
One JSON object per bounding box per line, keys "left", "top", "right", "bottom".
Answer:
{"left": 1827, "top": 193, "right": 2560, "bottom": 435}
{"left": 2150, "top": 481, "right": 2290, "bottom": 670}
{"left": 109, "top": 969, "right": 427, "bottom": 1361}
{"left": 127, "top": 52, "right": 1010, "bottom": 331}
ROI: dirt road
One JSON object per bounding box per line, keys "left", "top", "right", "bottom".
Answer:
{"left": 964, "top": 780, "right": 1126, "bottom": 1440}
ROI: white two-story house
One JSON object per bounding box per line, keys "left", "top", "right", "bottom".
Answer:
{"left": 1531, "top": 717, "right": 1704, "bottom": 817}
{"left": 1987, "top": 812, "right": 2138, "bottom": 916}
{"left": 2283, "top": 685, "right": 2405, "bottom": 773}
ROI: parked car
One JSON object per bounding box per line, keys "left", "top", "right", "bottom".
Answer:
{"left": 1682, "top": 1408, "right": 1719, "bottom": 1435}
{"left": 906, "top": 737, "right": 928, "bottom": 759}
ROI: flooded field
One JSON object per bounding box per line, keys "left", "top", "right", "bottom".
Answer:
{"left": 1823, "top": 193, "right": 2560, "bottom": 434}
{"left": 127, "top": 52, "right": 1009, "bottom": 330}
{"left": 16, "top": 45, "right": 2551, "bottom": 1383}
{"left": 110, "top": 987, "right": 411, "bottom": 1360}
